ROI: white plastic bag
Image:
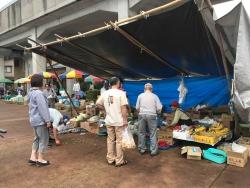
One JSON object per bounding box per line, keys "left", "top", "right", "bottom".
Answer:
{"left": 178, "top": 78, "right": 188, "bottom": 104}
{"left": 122, "top": 127, "right": 136, "bottom": 149}
{"left": 232, "top": 142, "right": 247, "bottom": 153}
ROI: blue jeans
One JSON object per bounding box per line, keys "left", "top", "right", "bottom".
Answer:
{"left": 138, "top": 114, "right": 158, "bottom": 154}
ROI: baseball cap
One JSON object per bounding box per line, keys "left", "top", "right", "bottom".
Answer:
{"left": 144, "top": 83, "right": 153, "bottom": 88}
{"left": 170, "top": 101, "right": 179, "bottom": 108}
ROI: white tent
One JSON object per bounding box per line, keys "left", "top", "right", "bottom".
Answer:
{"left": 213, "top": 0, "right": 250, "bottom": 122}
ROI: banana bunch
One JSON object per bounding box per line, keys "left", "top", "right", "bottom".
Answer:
{"left": 188, "top": 128, "right": 196, "bottom": 135}
{"left": 194, "top": 126, "right": 206, "bottom": 133}
{"left": 195, "top": 131, "right": 214, "bottom": 137}
{"left": 209, "top": 123, "right": 223, "bottom": 131}
{"left": 208, "top": 123, "right": 229, "bottom": 136}
{"left": 213, "top": 127, "right": 230, "bottom": 136}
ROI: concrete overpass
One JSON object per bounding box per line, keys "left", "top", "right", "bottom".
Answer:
{"left": 0, "top": 0, "right": 174, "bottom": 80}
{"left": 0, "top": 0, "right": 230, "bottom": 83}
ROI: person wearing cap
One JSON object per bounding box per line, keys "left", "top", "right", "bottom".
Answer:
{"left": 136, "top": 83, "right": 162, "bottom": 156}
{"left": 96, "top": 77, "right": 129, "bottom": 167}
{"left": 48, "top": 108, "right": 67, "bottom": 145}
{"left": 169, "top": 101, "right": 193, "bottom": 126}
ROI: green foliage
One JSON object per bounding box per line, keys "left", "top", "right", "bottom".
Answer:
{"left": 80, "top": 82, "right": 90, "bottom": 92}
{"left": 86, "top": 89, "right": 100, "bottom": 102}
{"left": 94, "top": 82, "right": 103, "bottom": 90}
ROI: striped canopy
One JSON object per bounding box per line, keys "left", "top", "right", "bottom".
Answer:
{"left": 28, "top": 72, "right": 56, "bottom": 79}
{"left": 84, "top": 75, "right": 103, "bottom": 84}
{"left": 59, "top": 70, "right": 88, "bottom": 79}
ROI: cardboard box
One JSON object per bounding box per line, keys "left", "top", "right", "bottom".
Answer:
{"left": 80, "top": 100, "right": 86, "bottom": 106}
{"left": 158, "top": 128, "right": 173, "bottom": 138}
{"left": 227, "top": 149, "right": 248, "bottom": 167}
{"left": 212, "top": 105, "right": 230, "bottom": 114}
{"left": 86, "top": 105, "right": 97, "bottom": 116}
{"left": 221, "top": 114, "right": 234, "bottom": 130}
{"left": 181, "top": 146, "right": 202, "bottom": 160}
{"left": 157, "top": 128, "right": 174, "bottom": 145}
{"left": 80, "top": 121, "right": 99, "bottom": 134}
{"left": 69, "top": 119, "right": 80, "bottom": 128}
{"left": 221, "top": 114, "right": 234, "bottom": 121}
{"left": 217, "top": 143, "right": 232, "bottom": 153}
{"left": 236, "top": 137, "right": 250, "bottom": 157}
{"left": 55, "top": 103, "right": 65, "bottom": 110}
{"left": 23, "top": 99, "right": 28, "bottom": 106}
{"left": 218, "top": 144, "right": 248, "bottom": 167}
{"left": 222, "top": 120, "right": 231, "bottom": 129}
{"left": 165, "top": 137, "right": 174, "bottom": 145}
{"left": 163, "top": 113, "right": 175, "bottom": 125}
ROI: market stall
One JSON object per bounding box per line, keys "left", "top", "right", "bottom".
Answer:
{"left": 14, "top": 0, "right": 250, "bottom": 168}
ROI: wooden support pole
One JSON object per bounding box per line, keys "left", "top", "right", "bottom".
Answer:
{"left": 25, "top": 0, "right": 183, "bottom": 51}
{"left": 46, "top": 46, "right": 116, "bottom": 78}
{"left": 47, "top": 58, "right": 79, "bottom": 116}
{"left": 26, "top": 38, "right": 79, "bottom": 116}
{"left": 28, "top": 38, "right": 115, "bottom": 77}
{"left": 54, "top": 34, "right": 149, "bottom": 78}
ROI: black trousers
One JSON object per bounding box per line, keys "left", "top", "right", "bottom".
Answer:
{"left": 178, "top": 119, "right": 193, "bottom": 126}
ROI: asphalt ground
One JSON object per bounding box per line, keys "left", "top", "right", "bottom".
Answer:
{"left": 0, "top": 101, "right": 250, "bottom": 188}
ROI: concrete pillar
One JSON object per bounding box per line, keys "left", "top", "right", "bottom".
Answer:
{"left": 28, "top": 39, "right": 46, "bottom": 74}
{"left": 66, "top": 67, "right": 74, "bottom": 95}
{"left": 118, "top": 0, "right": 129, "bottom": 21}
{"left": 24, "top": 54, "right": 32, "bottom": 77}
{"left": 31, "top": 53, "right": 46, "bottom": 73}
{"left": 0, "top": 57, "right": 4, "bottom": 79}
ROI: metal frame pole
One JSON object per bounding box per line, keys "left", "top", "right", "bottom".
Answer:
{"left": 47, "top": 58, "right": 79, "bottom": 116}
{"left": 109, "top": 21, "right": 189, "bottom": 75}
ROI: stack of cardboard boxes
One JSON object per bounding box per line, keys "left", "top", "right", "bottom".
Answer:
{"left": 80, "top": 121, "right": 99, "bottom": 134}
{"left": 164, "top": 113, "right": 175, "bottom": 125}
{"left": 157, "top": 127, "right": 174, "bottom": 145}
{"left": 86, "top": 105, "right": 97, "bottom": 116}
{"left": 221, "top": 114, "right": 234, "bottom": 130}
{"left": 218, "top": 141, "right": 249, "bottom": 168}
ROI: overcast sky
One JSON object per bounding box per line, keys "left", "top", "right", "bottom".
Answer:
{"left": 0, "top": 0, "right": 16, "bottom": 10}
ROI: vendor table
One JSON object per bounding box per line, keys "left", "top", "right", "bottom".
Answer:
{"left": 173, "top": 130, "right": 231, "bottom": 146}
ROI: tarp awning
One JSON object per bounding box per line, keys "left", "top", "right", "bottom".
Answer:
{"left": 30, "top": 0, "right": 227, "bottom": 79}
{"left": 124, "top": 76, "right": 230, "bottom": 111}
{"left": 213, "top": 0, "right": 250, "bottom": 122}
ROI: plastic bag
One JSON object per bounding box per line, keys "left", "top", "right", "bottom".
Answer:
{"left": 232, "top": 142, "right": 247, "bottom": 153}
{"left": 122, "top": 127, "right": 136, "bottom": 149}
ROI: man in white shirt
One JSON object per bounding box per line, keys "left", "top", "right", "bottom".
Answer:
{"left": 136, "top": 83, "right": 162, "bottom": 156}
{"left": 96, "top": 77, "right": 128, "bottom": 167}
{"left": 49, "top": 108, "right": 64, "bottom": 145}
{"left": 73, "top": 81, "right": 80, "bottom": 97}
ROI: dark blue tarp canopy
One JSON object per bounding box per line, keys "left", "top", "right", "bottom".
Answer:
{"left": 31, "top": 0, "right": 230, "bottom": 79}
{"left": 124, "top": 76, "right": 230, "bottom": 111}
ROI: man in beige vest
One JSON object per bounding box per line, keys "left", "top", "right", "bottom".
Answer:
{"left": 97, "top": 77, "right": 128, "bottom": 167}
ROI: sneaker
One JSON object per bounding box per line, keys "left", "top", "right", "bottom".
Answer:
{"left": 150, "top": 152, "right": 159, "bottom": 157}
{"left": 139, "top": 150, "right": 147, "bottom": 155}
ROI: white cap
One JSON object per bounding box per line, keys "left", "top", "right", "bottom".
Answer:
{"left": 144, "top": 83, "right": 153, "bottom": 89}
